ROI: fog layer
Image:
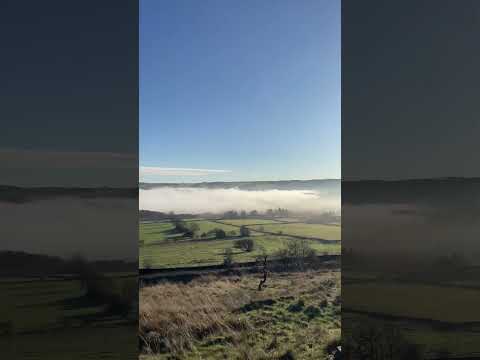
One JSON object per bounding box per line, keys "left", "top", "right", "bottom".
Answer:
{"left": 1, "top": 197, "right": 138, "bottom": 260}
{"left": 139, "top": 187, "right": 340, "bottom": 215}
{"left": 343, "top": 203, "right": 480, "bottom": 262}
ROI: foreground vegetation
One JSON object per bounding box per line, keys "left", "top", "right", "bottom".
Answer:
{"left": 140, "top": 270, "right": 340, "bottom": 360}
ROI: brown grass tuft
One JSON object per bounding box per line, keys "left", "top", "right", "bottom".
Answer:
{"left": 139, "top": 276, "right": 251, "bottom": 354}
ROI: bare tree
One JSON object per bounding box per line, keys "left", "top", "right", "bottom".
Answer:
{"left": 257, "top": 252, "right": 268, "bottom": 291}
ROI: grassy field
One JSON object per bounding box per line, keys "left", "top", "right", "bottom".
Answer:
{"left": 140, "top": 270, "right": 340, "bottom": 360}
{"left": 248, "top": 223, "right": 341, "bottom": 240}
{"left": 344, "top": 282, "right": 480, "bottom": 323}
{"left": 140, "top": 235, "right": 339, "bottom": 268}
{"left": 186, "top": 220, "right": 239, "bottom": 235}
{"left": 0, "top": 276, "right": 137, "bottom": 359}
{"left": 343, "top": 279, "right": 480, "bottom": 358}
{"left": 0, "top": 276, "right": 137, "bottom": 333}
{"left": 139, "top": 219, "right": 341, "bottom": 268}
{"left": 218, "top": 218, "right": 282, "bottom": 226}
{"left": 140, "top": 221, "right": 176, "bottom": 243}
{"left": 0, "top": 279, "right": 102, "bottom": 333}
{"left": 140, "top": 220, "right": 240, "bottom": 245}
{"left": 343, "top": 311, "right": 480, "bottom": 358}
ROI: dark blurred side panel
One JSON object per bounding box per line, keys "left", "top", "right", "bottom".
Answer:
{"left": 0, "top": 1, "right": 138, "bottom": 359}
{"left": 342, "top": 1, "right": 480, "bottom": 359}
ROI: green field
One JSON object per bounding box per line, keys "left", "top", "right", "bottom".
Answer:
{"left": 0, "top": 276, "right": 136, "bottom": 333}
{"left": 184, "top": 220, "right": 239, "bottom": 235}
{"left": 344, "top": 282, "right": 480, "bottom": 323}
{"left": 343, "top": 280, "right": 480, "bottom": 358}
{"left": 0, "top": 276, "right": 137, "bottom": 359}
{"left": 140, "top": 221, "right": 176, "bottom": 243}
{"left": 140, "top": 220, "right": 240, "bottom": 244}
{"left": 218, "top": 218, "right": 281, "bottom": 226}
{"left": 140, "top": 235, "right": 339, "bottom": 268}
{"left": 248, "top": 223, "right": 341, "bottom": 240}
{"left": 0, "top": 279, "right": 101, "bottom": 333}
{"left": 140, "top": 219, "right": 341, "bottom": 268}
{"left": 343, "top": 310, "right": 480, "bottom": 358}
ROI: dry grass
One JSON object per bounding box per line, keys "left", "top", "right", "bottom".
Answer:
{"left": 139, "top": 276, "right": 251, "bottom": 353}
{"left": 140, "top": 271, "right": 340, "bottom": 359}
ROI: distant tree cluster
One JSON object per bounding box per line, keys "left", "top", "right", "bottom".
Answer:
{"left": 221, "top": 208, "right": 289, "bottom": 219}
{"left": 202, "top": 228, "right": 227, "bottom": 239}
{"left": 305, "top": 211, "right": 340, "bottom": 224}
{"left": 223, "top": 210, "right": 247, "bottom": 218}
{"left": 213, "top": 228, "right": 226, "bottom": 239}
{"left": 265, "top": 208, "right": 289, "bottom": 218}
{"left": 172, "top": 220, "right": 201, "bottom": 238}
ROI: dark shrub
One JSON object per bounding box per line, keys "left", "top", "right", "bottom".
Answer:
{"left": 234, "top": 238, "right": 255, "bottom": 252}
{"left": 304, "top": 305, "right": 321, "bottom": 319}
{"left": 215, "top": 228, "right": 227, "bottom": 239}
{"left": 223, "top": 248, "right": 234, "bottom": 268}
{"left": 239, "top": 225, "right": 251, "bottom": 237}
{"left": 278, "top": 350, "right": 296, "bottom": 360}
{"left": 287, "top": 299, "right": 305, "bottom": 312}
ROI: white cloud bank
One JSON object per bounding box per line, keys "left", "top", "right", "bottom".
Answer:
{"left": 140, "top": 187, "right": 340, "bottom": 214}
{"left": 140, "top": 166, "right": 232, "bottom": 177}
{"left": 0, "top": 198, "right": 137, "bottom": 260}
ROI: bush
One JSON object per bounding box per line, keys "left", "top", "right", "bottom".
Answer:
{"left": 173, "top": 219, "right": 188, "bottom": 233}
{"left": 287, "top": 299, "right": 305, "bottom": 312}
{"left": 234, "top": 238, "right": 255, "bottom": 252}
{"left": 173, "top": 220, "right": 199, "bottom": 238}
{"left": 214, "top": 228, "right": 227, "bottom": 239}
{"left": 273, "top": 239, "right": 317, "bottom": 270}
{"left": 278, "top": 350, "right": 296, "bottom": 360}
{"left": 67, "top": 255, "right": 135, "bottom": 317}
{"left": 223, "top": 248, "right": 234, "bottom": 268}
{"left": 304, "top": 305, "right": 321, "bottom": 319}
{"left": 239, "top": 225, "right": 250, "bottom": 237}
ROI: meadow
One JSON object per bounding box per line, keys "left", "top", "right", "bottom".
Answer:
{"left": 0, "top": 275, "right": 137, "bottom": 359}
{"left": 342, "top": 272, "right": 480, "bottom": 358}
{"left": 139, "top": 218, "right": 341, "bottom": 268}
{"left": 247, "top": 223, "right": 341, "bottom": 240}
{"left": 344, "top": 282, "right": 480, "bottom": 323}
{"left": 141, "top": 235, "right": 339, "bottom": 268}
{"left": 140, "top": 220, "right": 242, "bottom": 244}
{"left": 139, "top": 270, "right": 340, "bottom": 360}
{"left": 219, "top": 218, "right": 282, "bottom": 226}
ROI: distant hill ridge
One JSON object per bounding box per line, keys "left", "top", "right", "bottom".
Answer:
{"left": 342, "top": 177, "right": 480, "bottom": 205}
{"left": 140, "top": 179, "right": 340, "bottom": 191}
{"left": 0, "top": 250, "right": 137, "bottom": 277}
{"left": 0, "top": 185, "right": 137, "bottom": 203}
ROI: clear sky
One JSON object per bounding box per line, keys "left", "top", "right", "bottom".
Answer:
{"left": 140, "top": 0, "right": 340, "bottom": 183}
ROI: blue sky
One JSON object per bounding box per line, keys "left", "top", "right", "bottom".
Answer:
{"left": 140, "top": 0, "right": 340, "bottom": 183}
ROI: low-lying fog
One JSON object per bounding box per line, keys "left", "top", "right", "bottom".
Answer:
{"left": 139, "top": 187, "right": 340, "bottom": 215}
{"left": 1, "top": 197, "right": 138, "bottom": 261}
{"left": 343, "top": 203, "right": 480, "bottom": 263}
